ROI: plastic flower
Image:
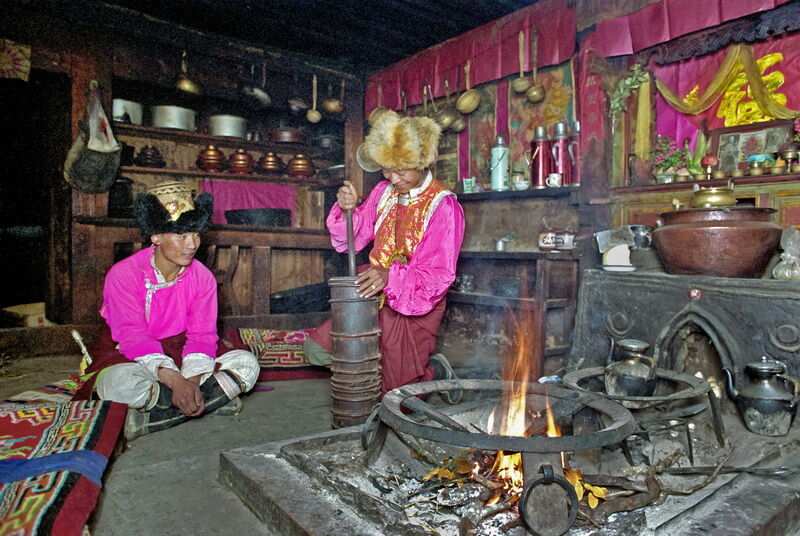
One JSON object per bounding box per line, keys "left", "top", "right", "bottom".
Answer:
{"left": 651, "top": 135, "right": 689, "bottom": 173}
{"left": 793, "top": 117, "right": 800, "bottom": 142}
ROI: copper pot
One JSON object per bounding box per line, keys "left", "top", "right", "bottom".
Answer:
{"left": 271, "top": 127, "right": 303, "bottom": 143}
{"left": 653, "top": 207, "right": 781, "bottom": 278}
{"left": 197, "top": 145, "right": 225, "bottom": 172}
{"left": 287, "top": 154, "right": 315, "bottom": 178}
{"left": 257, "top": 152, "right": 284, "bottom": 173}
{"left": 228, "top": 148, "right": 254, "bottom": 174}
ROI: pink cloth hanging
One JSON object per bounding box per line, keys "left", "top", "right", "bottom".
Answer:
{"left": 200, "top": 180, "right": 296, "bottom": 226}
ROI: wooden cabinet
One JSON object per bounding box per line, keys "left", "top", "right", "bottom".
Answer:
{"left": 611, "top": 174, "right": 800, "bottom": 227}
{"left": 438, "top": 187, "right": 581, "bottom": 377}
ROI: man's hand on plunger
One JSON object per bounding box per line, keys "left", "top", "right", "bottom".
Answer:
{"left": 337, "top": 181, "right": 389, "bottom": 298}
{"left": 337, "top": 180, "right": 359, "bottom": 211}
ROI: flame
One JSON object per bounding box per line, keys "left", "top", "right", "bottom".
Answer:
{"left": 487, "top": 308, "right": 536, "bottom": 498}
{"left": 545, "top": 394, "right": 561, "bottom": 438}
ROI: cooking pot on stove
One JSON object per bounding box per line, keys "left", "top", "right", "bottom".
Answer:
{"left": 604, "top": 339, "right": 657, "bottom": 398}
{"left": 724, "top": 357, "right": 800, "bottom": 436}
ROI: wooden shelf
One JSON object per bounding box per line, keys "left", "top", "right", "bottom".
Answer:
{"left": 114, "top": 122, "right": 320, "bottom": 157}
{"left": 74, "top": 216, "right": 331, "bottom": 241}
{"left": 456, "top": 186, "right": 576, "bottom": 202}
{"left": 447, "top": 291, "right": 570, "bottom": 311}
{"left": 458, "top": 250, "right": 578, "bottom": 261}
{"left": 119, "top": 165, "right": 329, "bottom": 187}
{"left": 612, "top": 173, "right": 800, "bottom": 195}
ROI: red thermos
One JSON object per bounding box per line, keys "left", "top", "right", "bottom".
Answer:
{"left": 568, "top": 120, "right": 581, "bottom": 186}
{"left": 530, "top": 125, "right": 552, "bottom": 189}
{"left": 551, "top": 122, "right": 571, "bottom": 185}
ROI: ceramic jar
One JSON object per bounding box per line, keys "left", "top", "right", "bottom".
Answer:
{"left": 288, "top": 154, "right": 315, "bottom": 178}
{"left": 197, "top": 145, "right": 225, "bottom": 172}
{"left": 257, "top": 152, "right": 284, "bottom": 174}
{"left": 228, "top": 148, "right": 254, "bottom": 174}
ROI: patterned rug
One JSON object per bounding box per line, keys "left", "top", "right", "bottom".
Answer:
{"left": 0, "top": 400, "right": 126, "bottom": 536}
{"left": 229, "top": 328, "right": 331, "bottom": 382}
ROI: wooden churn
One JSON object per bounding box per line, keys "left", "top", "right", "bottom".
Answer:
{"left": 328, "top": 210, "right": 382, "bottom": 428}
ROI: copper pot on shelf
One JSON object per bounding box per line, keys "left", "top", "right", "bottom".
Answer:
{"left": 197, "top": 145, "right": 225, "bottom": 172}
{"left": 271, "top": 126, "right": 303, "bottom": 144}
{"left": 257, "top": 152, "right": 284, "bottom": 174}
{"left": 653, "top": 206, "right": 781, "bottom": 278}
{"left": 228, "top": 148, "right": 254, "bottom": 174}
{"left": 287, "top": 154, "right": 315, "bottom": 178}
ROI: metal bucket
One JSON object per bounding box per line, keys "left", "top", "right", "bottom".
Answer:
{"left": 331, "top": 355, "right": 382, "bottom": 375}
{"left": 331, "top": 331, "right": 381, "bottom": 358}
{"left": 329, "top": 276, "right": 380, "bottom": 334}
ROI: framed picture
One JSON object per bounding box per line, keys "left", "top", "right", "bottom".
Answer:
{"left": 710, "top": 119, "right": 793, "bottom": 172}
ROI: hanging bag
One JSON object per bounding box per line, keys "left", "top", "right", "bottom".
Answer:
{"left": 63, "top": 80, "right": 121, "bottom": 194}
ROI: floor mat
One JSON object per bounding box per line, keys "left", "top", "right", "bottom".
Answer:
{"left": 0, "top": 400, "right": 126, "bottom": 536}
{"left": 1, "top": 378, "right": 78, "bottom": 406}
{"left": 230, "top": 328, "right": 331, "bottom": 382}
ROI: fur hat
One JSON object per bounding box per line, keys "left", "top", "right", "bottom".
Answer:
{"left": 134, "top": 191, "right": 213, "bottom": 238}
{"left": 364, "top": 110, "right": 441, "bottom": 170}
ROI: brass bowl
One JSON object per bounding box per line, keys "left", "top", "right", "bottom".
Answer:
{"left": 692, "top": 172, "right": 706, "bottom": 181}
{"left": 691, "top": 184, "right": 735, "bottom": 208}
{"left": 711, "top": 170, "right": 727, "bottom": 179}
{"left": 749, "top": 167, "right": 764, "bottom": 176}
{"left": 730, "top": 169, "right": 745, "bottom": 178}
{"left": 792, "top": 163, "right": 800, "bottom": 173}
{"left": 770, "top": 165, "right": 787, "bottom": 175}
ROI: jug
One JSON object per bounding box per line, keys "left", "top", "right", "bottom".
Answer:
{"left": 724, "top": 357, "right": 800, "bottom": 436}
{"left": 604, "top": 339, "right": 657, "bottom": 397}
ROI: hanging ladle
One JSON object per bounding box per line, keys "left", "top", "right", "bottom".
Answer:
{"left": 449, "top": 73, "right": 467, "bottom": 133}
{"left": 175, "top": 50, "right": 202, "bottom": 95}
{"left": 323, "top": 79, "right": 345, "bottom": 114}
{"left": 526, "top": 30, "right": 545, "bottom": 104}
{"left": 512, "top": 31, "right": 532, "bottom": 93}
{"left": 368, "top": 85, "right": 389, "bottom": 126}
{"left": 456, "top": 61, "right": 481, "bottom": 114}
{"left": 307, "top": 74, "right": 322, "bottom": 123}
{"left": 434, "top": 79, "right": 458, "bottom": 130}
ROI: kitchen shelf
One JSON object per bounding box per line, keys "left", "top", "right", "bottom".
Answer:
{"left": 74, "top": 216, "right": 331, "bottom": 236}
{"left": 612, "top": 172, "right": 800, "bottom": 195}
{"left": 119, "top": 165, "right": 329, "bottom": 187}
{"left": 447, "top": 290, "right": 570, "bottom": 310}
{"left": 458, "top": 250, "right": 578, "bottom": 260}
{"left": 113, "top": 123, "right": 320, "bottom": 157}
{"left": 456, "top": 186, "right": 577, "bottom": 202}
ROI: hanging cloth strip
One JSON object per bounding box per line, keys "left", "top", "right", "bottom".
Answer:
{"left": 653, "top": 44, "right": 799, "bottom": 120}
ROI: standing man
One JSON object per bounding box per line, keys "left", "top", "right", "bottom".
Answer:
{"left": 74, "top": 183, "right": 259, "bottom": 439}
{"left": 305, "top": 111, "right": 465, "bottom": 401}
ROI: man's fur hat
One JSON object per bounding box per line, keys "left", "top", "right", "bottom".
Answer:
{"left": 364, "top": 110, "right": 441, "bottom": 170}
{"left": 134, "top": 191, "right": 213, "bottom": 238}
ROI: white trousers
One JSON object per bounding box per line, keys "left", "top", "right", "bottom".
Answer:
{"left": 96, "top": 350, "right": 259, "bottom": 409}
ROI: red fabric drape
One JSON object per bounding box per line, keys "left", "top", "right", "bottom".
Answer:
{"left": 591, "top": 0, "right": 793, "bottom": 57}
{"left": 364, "top": 0, "right": 576, "bottom": 112}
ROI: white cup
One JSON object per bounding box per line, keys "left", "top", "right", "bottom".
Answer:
{"left": 546, "top": 173, "right": 563, "bottom": 188}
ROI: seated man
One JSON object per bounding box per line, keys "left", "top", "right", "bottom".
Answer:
{"left": 74, "top": 184, "right": 259, "bottom": 439}
{"left": 304, "top": 111, "right": 465, "bottom": 401}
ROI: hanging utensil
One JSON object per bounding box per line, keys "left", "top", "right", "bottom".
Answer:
{"left": 287, "top": 71, "right": 308, "bottom": 114}
{"left": 449, "top": 73, "right": 467, "bottom": 133}
{"left": 175, "top": 50, "right": 202, "bottom": 95}
{"left": 307, "top": 74, "right": 322, "bottom": 123}
{"left": 242, "top": 61, "right": 271, "bottom": 108}
{"left": 368, "top": 85, "right": 389, "bottom": 126}
{"left": 434, "top": 79, "right": 458, "bottom": 130}
{"left": 456, "top": 61, "right": 481, "bottom": 114}
{"left": 512, "top": 31, "right": 532, "bottom": 94}
{"left": 323, "top": 79, "right": 345, "bottom": 114}
{"left": 526, "top": 30, "right": 545, "bottom": 104}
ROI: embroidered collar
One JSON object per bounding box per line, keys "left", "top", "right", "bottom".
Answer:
{"left": 395, "top": 171, "right": 433, "bottom": 204}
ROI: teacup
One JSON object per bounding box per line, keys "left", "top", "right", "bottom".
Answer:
{"left": 513, "top": 179, "right": 531, "bottom": 190}
{"left": 546, "top": 173, "right": 563, "bottom": 188}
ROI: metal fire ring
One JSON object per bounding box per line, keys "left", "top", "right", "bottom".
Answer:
{"left": 519, "top": 464, "right": 579, "bottom": 536}
{"left": 561, "top": 367, "right": 709, "bottom": 405}
{"left": 379, "top": 380, "right": 636, "bottom": 453}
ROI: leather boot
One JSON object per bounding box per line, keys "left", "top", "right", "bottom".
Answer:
{"left": 124, "top": 372, "right": 236, "bottom": 440}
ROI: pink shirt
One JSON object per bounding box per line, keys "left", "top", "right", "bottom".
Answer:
{"left": 99, "top": 246, "right": 219, "bottom": 359}
{"left": 326, "top": 179, "right": 465, "bottom": 316}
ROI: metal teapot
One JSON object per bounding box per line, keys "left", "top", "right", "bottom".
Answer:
{"left": 724, "top": 357, "right": 800, "bottom": 436}
{"left": 604, "top": 339, "right": 657, "bottom": 398}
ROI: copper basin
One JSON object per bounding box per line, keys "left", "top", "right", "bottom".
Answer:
{"left": 653, "top": 207, "right": 781, "bottom": 278}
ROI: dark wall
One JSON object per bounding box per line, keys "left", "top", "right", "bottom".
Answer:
{"left": 0, "top": 70, "right": 71, "bottom": 312}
